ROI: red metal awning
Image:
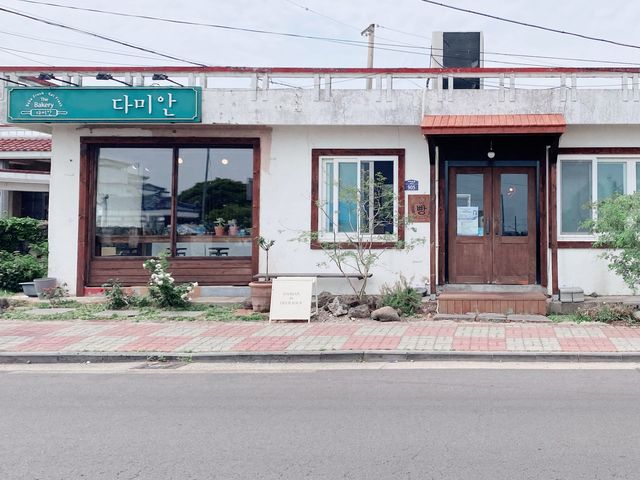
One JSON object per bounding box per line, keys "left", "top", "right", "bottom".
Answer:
{"left": 421, "top": 114, "right": 566, "bottom": 135}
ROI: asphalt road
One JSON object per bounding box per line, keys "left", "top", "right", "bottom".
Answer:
{"left": 1, "top": 364, "right": 639, "bottom": 480}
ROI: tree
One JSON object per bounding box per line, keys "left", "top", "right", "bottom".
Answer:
{"left": 301, "top": 171, "right": 421, "bottom": 301}
{"left": 588, "top": 192, "right": 640, "bottom": 291}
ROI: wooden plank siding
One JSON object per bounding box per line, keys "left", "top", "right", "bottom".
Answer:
{"left": 438, "top": 292, "right": 548, "bottom": 315}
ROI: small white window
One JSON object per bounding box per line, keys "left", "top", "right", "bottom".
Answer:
{"left": 319, "top": 156, "right": 398, "bottom": 239}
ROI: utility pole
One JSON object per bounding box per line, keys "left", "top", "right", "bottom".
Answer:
{"left": 361, "top": 23, "right": 375, "bottom": 90}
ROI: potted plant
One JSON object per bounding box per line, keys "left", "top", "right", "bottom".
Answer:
{"left": 249, "top": 236, "right": 275, "bottom": 312}
{"left": 214, "top": 217, "right": 225, "bottom": 236}
{"left": 228, "top": 219, "right": 239, "bottom": 236}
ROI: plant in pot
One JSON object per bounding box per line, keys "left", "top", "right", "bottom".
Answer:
{"left": 249, "top": 236, "right": 275, "bottom": 312}
{"left": 214, "top": 217, "right": 225, "bottom": 236}
{"left": 228, "top": 219, "right": 239, "bottom": 236}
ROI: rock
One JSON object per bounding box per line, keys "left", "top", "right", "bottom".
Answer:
{"left": 365, "top": 295, "right": 382, "bottom": 310}
{"left": 349, "top": 304, "right": 371, "bottom": 319}
{"left": 242, "top": 297, "right": 253, "bottom": 309}
{"left": 327, "top": 297, "right": 348, "bottom": 316}
{"left": 0, "top": 298, "right": 8, "bottom": 311}
{"left": 339, "top": 295, "right": 360, "bottom": 308}
{"left": 371, "top": 306, "right": 401, "bottom": 322}
{"left": 633, "top": 311, "right": 640, "bottom": 321}
{"left": 317, "top": 291, "right": 334, "bottom": 308}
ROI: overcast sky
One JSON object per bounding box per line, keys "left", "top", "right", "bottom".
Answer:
{"left": 0, "top": 0, "right": 639, "bottom": 69}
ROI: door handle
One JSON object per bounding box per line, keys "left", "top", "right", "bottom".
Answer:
{"left": 485, "top": 216, "right": 491, "bottom": 235}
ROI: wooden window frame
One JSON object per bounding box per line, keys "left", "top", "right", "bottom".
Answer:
{"left": 310, "top": 148, "right": 405, "bottom": 250}
{"left": 76, "top": 136, "right": 261, "bottom": 295}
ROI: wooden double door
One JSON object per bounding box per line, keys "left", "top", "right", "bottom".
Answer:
{"left": 448, "top": 166, "right": 536, "bottom": 284}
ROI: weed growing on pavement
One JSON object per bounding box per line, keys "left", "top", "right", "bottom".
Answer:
{"left": 205, "top": 304, "right": 265, "bottom": 322}
{"left": 574, "top": 304, "right": 637, "bottom": 324}
{"left": 380, "top": 276, "right": 422, "bottom": 316}
{"left": 39, "top": 283, "right": 70, "bottom": 307}
{"left": 102, "top": 279, "right": 138, "bottom": 310}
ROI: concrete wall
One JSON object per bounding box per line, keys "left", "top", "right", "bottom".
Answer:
{"left": 261, "top": 126, "right": 431, "bottom": 294}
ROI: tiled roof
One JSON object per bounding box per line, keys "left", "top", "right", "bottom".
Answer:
{"left": 421, "top": 114, "right": 566, "bottom": 135}
{"left": 0, "top": 138, "right": 52, "bottom": 152}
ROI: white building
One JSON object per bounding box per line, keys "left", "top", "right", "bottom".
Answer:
{"left": 1, "top": 65, "right": 638, "bottom": 313}
{"left": 0, "top": 124, "right": 50, "bottom": 219}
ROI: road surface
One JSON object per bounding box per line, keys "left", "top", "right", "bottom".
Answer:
{"left": 1, "top": 362, "right": 639, "bottom": 479}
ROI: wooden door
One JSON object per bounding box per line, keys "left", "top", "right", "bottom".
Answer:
{"left": 448, "top": 166, "right": 536, "bottom": 284}
{"left": 491, "top": 167, "right": 536, "bottom": 284}
{"left": 448, "top": 167, "right": 492, "bottom": 283}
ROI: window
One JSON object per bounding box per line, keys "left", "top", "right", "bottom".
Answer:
{"left": 560, "top": 160, "right": 592, "bottom": 234}
{"left": 94, "top": 144, "right": 255, "bottom": 257}
{"left": 560, "top": 157, "right": 638, "bottom": 235}
{"left": 312, "top": 149, "right": 404, "bottom": 245}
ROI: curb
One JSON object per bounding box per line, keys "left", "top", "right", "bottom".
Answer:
{"left": 2, "top": 350, "right": 640, "bottom": 364}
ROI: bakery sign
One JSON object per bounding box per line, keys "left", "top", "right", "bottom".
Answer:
{"left": 7, "top": 87, "right": 202, "bottom": 123}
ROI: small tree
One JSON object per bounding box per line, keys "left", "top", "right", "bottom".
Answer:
{"left": 301, "top": 171, "right": 420, "bottom": 301}
{"left": 257, "top": 236, "right": 275, "bottom": 281}
{"left": 588, "top": 192, "right": 640, "bottom": 291}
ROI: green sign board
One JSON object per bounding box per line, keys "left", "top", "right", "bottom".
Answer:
{"left": 7, "top": 87, "right": 201, "bottom": 123}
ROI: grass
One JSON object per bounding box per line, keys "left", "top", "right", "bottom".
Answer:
{"left": 0, "top": 301, "right": 266, "bottom": 322}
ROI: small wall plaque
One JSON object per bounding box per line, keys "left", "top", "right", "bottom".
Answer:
{"left": 408, "top": 194, "right": 430, "bottom": 223}
{"left": 404, "top": 179, "right": 419, "bottom": 191}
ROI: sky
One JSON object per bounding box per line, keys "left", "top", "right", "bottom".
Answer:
{"left": 0, "top": 0, "right": 640, "bottom": 69}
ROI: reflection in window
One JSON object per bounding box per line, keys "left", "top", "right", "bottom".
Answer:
{"left": 95, "top": 148, "right": 173, "bottom": 256}
{"left": 500, "top": 174, "right": 528, "bottom": 236}
{"left": 94, "top": 146, "right": 254, "bottom": 258}
{"left": 561, "top": 160, "right": 592, "bottom": 234}
{"left": 597, "top": 162, "right": 626, "bottom": 201}
{"left": 176, "top": 148, "right": 253, "bottom": 257}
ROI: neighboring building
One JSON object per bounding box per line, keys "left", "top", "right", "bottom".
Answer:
{"left": 1, "top": 64, "right": 638, "bottom": 313}
{"left": 0, "top": 124, "right": 51, "bottom": 219}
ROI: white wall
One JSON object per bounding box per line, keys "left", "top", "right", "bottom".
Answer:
{"left": 558, "top": 249, "right": 633, "bottom": 295}
{"left": 48, "top": 125, "right": 81, "bottom": 292}
{"left": 261, "top": 126, "right": 431, "bottom": 294}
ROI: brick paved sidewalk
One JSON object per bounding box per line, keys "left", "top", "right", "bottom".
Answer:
{"left": 1, "top": 320, "right": 640, "bottom": 354}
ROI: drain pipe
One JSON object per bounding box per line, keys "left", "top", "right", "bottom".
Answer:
{"left": 432, "top": 145, "right": 440, "bottom": 302}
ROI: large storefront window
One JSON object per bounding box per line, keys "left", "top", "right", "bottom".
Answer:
{"left": 95, "top": 145, "right": 253, "bottom": 258}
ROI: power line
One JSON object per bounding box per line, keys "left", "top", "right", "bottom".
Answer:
{"left": 0, "top": 4, "right": 208, "bottom": 66}
{"left": 0, "top": 45, "right": 166, "bottom": 66}
{"left": 419, "top": 0, "right": 640, "bottom": 51}
{"left": 0, "top": 28, "right": 179, "bottom": 62}
{"left": 4, "top": 0, "right": 640, "bottom": 68}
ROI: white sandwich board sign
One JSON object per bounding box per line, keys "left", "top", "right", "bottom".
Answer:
{"left": 269, "top": 277, "right": 317, "bottom": 323}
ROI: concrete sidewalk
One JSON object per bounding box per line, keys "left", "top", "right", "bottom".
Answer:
{"left": 1, "top": 319, "right": 640, "bottom": 362}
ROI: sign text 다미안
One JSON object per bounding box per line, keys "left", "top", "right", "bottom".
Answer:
{"left": 7, "top": 87, "right": 201, "bottom": 123}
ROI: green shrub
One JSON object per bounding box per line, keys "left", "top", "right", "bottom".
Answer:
{"left": 380, "top": 276, "right": 423, "bottom": 316}
{"left": 0, "top": 217, "right": 47, "bottom": 253}
{"left": 0, "top": 251, "right": 47, "bottom": 291}
{"left": 102, "top": 279, "right": 138, "bottom": 310}
{"left": 143, "top": 253, "right": 196, "bottom": 309}
{"left": 587, "top": 193, "right": 640, "bottom": 291}
{"left": 574, "top": 304, "right": 637, "bottom": 324}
